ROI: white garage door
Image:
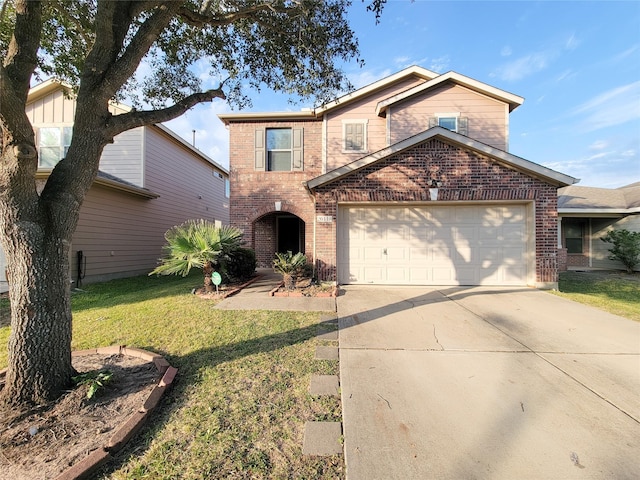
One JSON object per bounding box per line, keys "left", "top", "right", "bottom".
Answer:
{"left": 338, "top": 204, "right": 530, "bottom": 286}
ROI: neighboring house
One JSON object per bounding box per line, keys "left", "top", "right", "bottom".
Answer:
{"left": 0, "top": 80, "right": 229, "bottom": 292}
{"left": 558, "top": 182, "right": 640, "bottom": 271}
{"left": 219, "top": 66, "right": 577, "bottom": 288}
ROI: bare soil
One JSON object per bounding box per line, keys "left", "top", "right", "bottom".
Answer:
{"left": 0, "top": 353, "right": 161, "bottom": 480}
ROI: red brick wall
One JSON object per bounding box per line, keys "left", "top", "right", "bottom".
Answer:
{"left": 228, "top": 120, "right": 323, "bottom": 267}
{"left": 312, "top": 138, "right": 559, "bottom": 285}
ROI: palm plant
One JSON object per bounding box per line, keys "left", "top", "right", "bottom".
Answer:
{"left": 150, "top": 220, "right": 243, "bottom": 291}
{"left": 273, "top": 251, "right": 307, "bottom": 290}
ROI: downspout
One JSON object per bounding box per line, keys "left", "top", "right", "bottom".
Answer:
{"left": 304, "top": 181, "right": 318, "bottom": 279}
{"left": 322, "top": 115, "right": 327, "bottom": 174}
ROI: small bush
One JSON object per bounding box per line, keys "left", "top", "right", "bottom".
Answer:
{"left": 273, "top": 251, "right": 307, "bottom": 290}
{"left": 220, "top": 247, "right": 257, "bottom": 282}
{"left": 601, "top": 229, "right": 640, "bottom": 273}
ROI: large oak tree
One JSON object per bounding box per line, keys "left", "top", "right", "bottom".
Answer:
{"left": 0, "top": 0, "right": 384, "bottom": 409}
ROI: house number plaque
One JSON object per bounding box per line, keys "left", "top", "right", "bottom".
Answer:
{"left": 317, "top": 215, "right": 334, "bottom": 223}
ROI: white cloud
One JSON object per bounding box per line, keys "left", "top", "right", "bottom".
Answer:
{"left": 429, "top": 56, "right": 450, "bottom": 73}
{"left": 589, "top": 140, "right": 608, "bottom": 150}
{"left": 571, "top": 81, "right": 640, "bottom": 132}
{"left": 500, "top": 46, "right": 512, "bottom": 57}
{"left": 564, "top": 33, "right": 580, "bottom": 51}
{"left": 493, "top": 52, "right": 553, "bottom": 81}
{"left": 163, "top": 100, "right": 232, "bottom": 169}
{"left": 347, "top": 68, "right": 393, "bottom": 89}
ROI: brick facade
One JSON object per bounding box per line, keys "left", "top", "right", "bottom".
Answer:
{"left": 223, "top": 69, "right": 570, "bottom": 287}
{"left": 311, "top": 138, "right": 559, "bottom": 285}
{"left": 229, "top": 120, "right": 322, "bottom": 267}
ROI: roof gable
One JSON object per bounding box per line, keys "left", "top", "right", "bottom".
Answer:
{"left": 307, "top": 127, "right": 577, "bottom": 189}
{"left": 375, "top": 71, "right": 524, "bottom": 116}
{"left": 314, "top": 65, "right": 439, "bottom": 114}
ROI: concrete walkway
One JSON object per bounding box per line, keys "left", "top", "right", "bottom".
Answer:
{"left": 337, "top": 286, "right": 640, "bottom": 479}
{"left": 214, "top": 269, "right": 335, "bottom": 312}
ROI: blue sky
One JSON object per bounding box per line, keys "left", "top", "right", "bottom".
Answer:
{"left": 165, "top": 0, "right": 640, "bottom": 188}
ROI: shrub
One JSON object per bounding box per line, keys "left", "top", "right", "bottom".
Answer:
{"left": 601, "top": 229, "right": 640, "bottom": 273}
{"left": 273, "top": 251, "right": 307, "bottom": 290}
{"left": 220, "top": 247, "right": 257, "bottom": 283}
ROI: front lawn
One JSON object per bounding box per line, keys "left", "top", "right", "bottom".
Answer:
{"left": 0, "top": 273, "right": 342, "bottom": 478}
{"left": 551, "top": 270, "right": 640, "bottom": 321}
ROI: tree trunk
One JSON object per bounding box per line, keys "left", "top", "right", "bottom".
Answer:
{"left": 203, "top": 261, "right": 214, "bottom": 293}
{"left": 0, "top": 220, "right": 74, "bottom": 407}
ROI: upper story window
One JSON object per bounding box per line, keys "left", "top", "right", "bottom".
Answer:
{"left": 438, "top": 117, "right": 458, "bottom": 131}
{"left": 342, "top": 120, "right": 367, "bottom": 153}
{"left": 267, "top": 128, "right": 292, "bottom": 171}
{"left": 429, "top": 114, "right": 468, "bottom": 136}
{"left": 225, "top": 178, "right": 230, "bottom": 198}
{"left": 255, "top": 127, "right": 304, "bottom": 172}
{"left": 37, "top": 126, "right": 72, "bottom": 168}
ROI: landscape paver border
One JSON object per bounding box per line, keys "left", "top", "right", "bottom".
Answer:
{"left": 47, "top": 345, "right": 178, "bottom": 480}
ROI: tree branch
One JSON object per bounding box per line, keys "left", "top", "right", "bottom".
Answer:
{"left": 105, "top": 87, "right": 226, "bottom": 137}
{"left": 3, "top": 0, "right": 43, "bottom": 101}
{"left": 99, "top": 1, "right": 180, "bottom": 99}
{"left": 177, "top": 1, "right": 279, "bottom": 28}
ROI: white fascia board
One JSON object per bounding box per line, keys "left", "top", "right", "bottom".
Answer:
{"left": 376, "top": 71, "right": 525, "bottom": 116}
{"left": 314, "top": 65, "right": 439, "bottom": 114}
{"left": 559, "top": 207, "right": 640, "bottom": 215}
{"left": 218, "top": 111, "right": 316, "bottom": 125}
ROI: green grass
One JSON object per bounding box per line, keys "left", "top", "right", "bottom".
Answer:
{"left": 550, "top": 271, "right": 640, "bottom": 321}
{"left": 0, "top": 273, "right": 343, "bottom": 478}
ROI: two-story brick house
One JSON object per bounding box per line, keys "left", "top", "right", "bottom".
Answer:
{"left": 220, "top": 66, "right": 577, "bottom": 288}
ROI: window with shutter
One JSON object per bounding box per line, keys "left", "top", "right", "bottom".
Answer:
{"left": 256, "top": 127, "right": 304, "bottom": 171}
{"left": 342, "top": 120, "right": 367, "bottom": 152}
{"left": 430, "top": 114, "right": 469, "bottom": 135}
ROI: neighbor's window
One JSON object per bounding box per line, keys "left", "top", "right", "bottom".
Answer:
{"left": 266, "top": 128, "right": 292, "bottom": 171}
{"left": 37, "top": 126, "right": 72, "bottom": 168}
{"left": 343, "top": 120, "right": 367, "bottom": 152}
{"left": 565, "top": 222, "right": 584, "bottom": 254}
{"left": 225, "top": 178, "right": 230, "bottom": 198}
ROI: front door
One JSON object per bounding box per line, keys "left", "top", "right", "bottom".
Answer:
{"left": 277, "top": 215, "right": 304, "bottom": 254}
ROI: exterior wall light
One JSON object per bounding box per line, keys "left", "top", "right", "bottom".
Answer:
{"left": 428, "top": 179, "right": 443, "bottom": 201}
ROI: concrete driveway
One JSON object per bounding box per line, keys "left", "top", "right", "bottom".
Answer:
{"left": 337, "top": 286, "right": 640, "bottom": 479}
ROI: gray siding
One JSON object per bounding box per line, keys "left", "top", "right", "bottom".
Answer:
{"left": 591, "top": 215, "right": 640, "bottom": 271}
{"left": 100, "top": 128, "right": 144, "bottom": 186}
{"left": 65, "top": 125, "right": 229, "bottom": 284}
{"left": 5, "top": 83, "right": 230, "bottom": 287}
{"left": 143, "top": 126, "right": 229, "bottom": 226}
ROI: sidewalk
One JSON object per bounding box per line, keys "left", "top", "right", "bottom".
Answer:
{"left": 214, "top": 269, "right": 336, "bottom": 312}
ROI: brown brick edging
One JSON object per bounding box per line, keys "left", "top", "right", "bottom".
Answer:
{"left": 52, "top": 346, "right": 178, "bottom": 480}
{"left": 269, "top": 282, "right": 338, "bottom": 297}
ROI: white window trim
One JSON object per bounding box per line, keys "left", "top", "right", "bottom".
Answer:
{"left": 341, "top": 119, "right": 368, "bottom": 153}
{"left": 34, "top": 124, "right": 74, "bottom": 169}
{"left": 435, "top": 112, "right": 460, "bottom": 132}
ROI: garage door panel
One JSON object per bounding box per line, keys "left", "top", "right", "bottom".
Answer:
{"left": 338, "top": 205, "right": 529, "bottom": 286}
{"left": 364, "top": 247, "right": 384, "bottom": 260}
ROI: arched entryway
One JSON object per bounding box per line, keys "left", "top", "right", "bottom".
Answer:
{"left": 252, "top": 212, "right": 306, "bottom": 267}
